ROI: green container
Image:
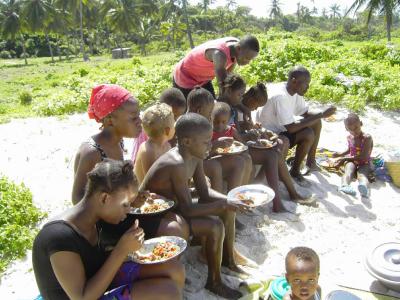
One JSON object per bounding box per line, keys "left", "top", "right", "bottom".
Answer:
{"left": 270, "top": 277, "right": 290, "bottom": 300}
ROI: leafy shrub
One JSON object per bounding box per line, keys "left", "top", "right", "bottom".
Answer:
{"left": 360, "top": 44, "right": 388, "bottom": 60}
{"left": 387, "top": 49, "right": 400, "bottom": 66}
{"left": 77, "top": 68, "right": 89, "bottom": 77}
{"left": 0, "top": 50, "right": 11, "bottom": 59}
{"left": 0, "top": 176, "right": 45, "bottom": 272}
{"left": 19, "top": 91, "right": 33, "bottom": 105}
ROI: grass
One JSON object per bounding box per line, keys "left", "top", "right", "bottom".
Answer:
{"left": 0, "top": 52, "right": 178, "bottom": 123}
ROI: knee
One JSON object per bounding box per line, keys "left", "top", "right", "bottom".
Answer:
{"left": 279, "top": 136, "right": 290, "bottom": 150}
{"left": 314, "top": 118, "right": 322, "bottom": 131}
{"left": 210, "top": 218, "right": 225, "bottom": 240}
{"left": 158, "top": 281, "right": 182, "bottom": 300}
{"left": 162, "top": 213, "right": 190, "bottom": 241}
{"left": 164, "top": 260, "right": 186, "bottom": 288}
{"left": 302, "top": 127, "right": 315, "bottom": 143}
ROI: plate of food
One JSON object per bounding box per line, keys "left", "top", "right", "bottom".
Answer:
{"left": 227, "top": 184, "right": 275, "bottom": 208}
{"left": 130, "top": 197, "right": 175, "bottom": 216}
{"left": 129, "top": 236, "right": 187, "bottom": 264}
{"left": 215, "top": 141, "right": 248, "bottom": 155}
{"left": 247, "top": 138, "right": 278, "bottom": 149}
{"left": 318, "top": 158, "right": 338, "bottom": 168}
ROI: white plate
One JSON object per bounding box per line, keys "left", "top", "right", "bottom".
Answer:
{"left": 129, "top": 236, "right": 187, "bottom": 265}
{"left": 227, "top": 184, "right": 275, "bottom": 208}
{"left": 130, "top": 199, "right": 175, "bottom": 216}
{"left": 215, "top": 141, "right": 248, "bottom": 155}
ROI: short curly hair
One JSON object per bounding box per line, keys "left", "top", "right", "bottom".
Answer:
{"left": 285, "top": 247, "right": 320, "bottom": 272}
{"left": 142, "top": 103, "right": 174, "bottom": 138}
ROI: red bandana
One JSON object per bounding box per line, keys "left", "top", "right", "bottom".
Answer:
{"left": 88, "top": 84, "right": 133, "bottom": 122}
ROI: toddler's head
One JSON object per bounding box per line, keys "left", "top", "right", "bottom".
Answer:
{"left": 242, "top": 82, "right": 268, "bottom": 111}
{"left": 221, "top": 74, "right": 246, "bottom": 106}
{"left": 159, "top": 88, "right": 187, "bottom": 121}
{"left": 285, "top": 247, "right": 320, "bottom": 300}
{"left": 212, "top": 102, "right": 231, "bottom": 133}
{"left": 344, "top": 113, "right": 363, "bottom": 137}
{"left": 142, "top": 103, "right": 175, "bottom": 141}
{"left": 187, "top": 87, "right": 215, "bottom": 121}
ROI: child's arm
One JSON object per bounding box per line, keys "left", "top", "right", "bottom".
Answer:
{"left": 134, "top": 144, "right": 157, "bottom": 183}
{"left": 232, "top": 127, "right": 245, "bottom": 143}
{"left": 332, "top": 148, "right": 350, "bottom": 158}
{"left": 171, "top": 164, "right": 234, "bottom": 217}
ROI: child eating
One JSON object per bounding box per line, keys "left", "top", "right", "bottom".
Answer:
{"left": 131, "top": 87, "right": 186, "bottom": 163}
{"left": 140, "top": 113, "right": 247, "bottom": 299}
{"left": 220, "top": 76, "right": 315, "bottom": 212}
{"left": 284, "top": 247, "right": 321, "bottom": 300}
{"left": 187, "top": 87, "right": 253, "bottom": 192}
{"left": 334, "top": 113, "right": 373, "bottom": 197}
{"left": 134, "top": 103, "right": 176, "bottom": 183}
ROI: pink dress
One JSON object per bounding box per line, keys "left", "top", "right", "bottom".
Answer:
{"left": 131, "top": 131, "right": 148, "bottom": 164}
{"left": 173, "top": 37, "right": 238, "bottom": 89}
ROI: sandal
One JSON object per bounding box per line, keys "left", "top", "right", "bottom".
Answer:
{"left": 339, "top": 185, "right": 356, "bottom": 196}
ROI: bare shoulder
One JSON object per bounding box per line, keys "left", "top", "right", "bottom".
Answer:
{"left": 75, "top": 142, "right": 102, "bottom": 168}
{"left": 364, "top": 133, "right": 373, "bottom": 141}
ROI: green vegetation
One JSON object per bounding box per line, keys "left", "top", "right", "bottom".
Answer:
{"left": 241, "top": 32, "right": 400, "bottom": 111}
{"left": 0, "top": 176, "right": 45, "bottom": 272}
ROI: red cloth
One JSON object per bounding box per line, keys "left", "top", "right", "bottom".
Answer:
{"left": 88, "top": 84, "right": 133, "bottom": 122}
{"left": 212, "top": 126, "right": 235, "bottom": 141}
{"left": 173, "top": 37, "right": 238, "bottom": 89}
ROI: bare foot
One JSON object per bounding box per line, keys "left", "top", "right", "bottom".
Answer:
{"left": 234, "top": 249, "right": 257, "bottom": 268}
{"left": 290, "top": 170, "right": 311, "bottom": 187}
{"left": 290, "top": 193, "right": 318, "bottom": 207}
{"left": 222, "top": 259, "right": 250, "bottom": 275}
{"left": 273, "top": 199, "right": 289, "bottom": 213}
{"left": 304, "top": 161, "right": 321, "bottom": 174}
{"left": 205, "top": 281, "right": 242, "bottom": 299}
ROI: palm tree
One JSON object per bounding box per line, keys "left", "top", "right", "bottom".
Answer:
{"left": 0, "top": 0, "right": 28, "bottom": 64}
{"left": 226, "top": 0, "right": 237, "bottom": 10}
{"left": 202, "top": 0, "right": 215, "bottom": 12}
{"left": 269, "top": 0, "right": 281, "bottom": 20}
{"left": 55, "top": 0, "right": 89, "bottom": 61}
{"left": 330, "top": 3, "right": 341, "bottom": 19}
{"left": 23, "top": 0, "right": 57, "bottom": 62}
{"left": 346, "top": 0, "right": 398, "bottom": 41}
{"left": 181, "top": 0, "right": 194, "bottom": 48}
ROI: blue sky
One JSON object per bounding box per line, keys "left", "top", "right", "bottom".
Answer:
{"left": 189, "top": 0, "right": 357, "bottom": 18}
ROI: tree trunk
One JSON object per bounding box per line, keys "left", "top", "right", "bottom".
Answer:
{"left": 20, "top": 33, "right": 28, "bottom": 65}
{"left": 79, "top": 0, "right": 89, "bottom": 61}
{"left": 46, "top": 33, "right": 55, "bottom": 63}
{"left": 182, "top": 0, "right": 194, "bottom": 48}
{"left": 386, "top": 17, "right": 391, "bottom": 42}
{"left": 56, "top": 37, "right": 62, "bottom": 61}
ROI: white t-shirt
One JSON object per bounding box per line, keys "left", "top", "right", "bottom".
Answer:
{"left": 253, "top": 82, "right": 308, "bottom": 133}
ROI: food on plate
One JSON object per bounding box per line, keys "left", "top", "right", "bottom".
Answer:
{"left": 135, "top": 241, "right": 180, "bottom": 263}
{"left": 235, "top": 192, "right": 256, "bottom": 206}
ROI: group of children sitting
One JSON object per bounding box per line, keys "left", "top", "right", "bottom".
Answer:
{"left": 32, "top": 69, "right": 373, "bottom": 300}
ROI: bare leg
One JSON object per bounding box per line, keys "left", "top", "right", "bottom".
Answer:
{"left": 139, "top": 259, "right": 185, "bottom": 288}
{"left": 342, "top": 162, "right": 356, "bottom": 186}
{"left": 203, "top": 159, "right": 224, "bottom": 192}
{"left": 157, "top": 212, "right": 190, "bottom": 241}
{"left": 306, "top": 119, "right": 322, "bottom": 168}
{"left": 249, "top": 148, "right": 286, "bottom": 212}
{"left": 131, "top": 278, "right": 182, "bottom": 300}
{"left": 357, "top": 165, "right": 370, "bottom": 197}
{"left": 216, "top": 155, "right": 246, "bottom": 191}
{"left": 191, "top": 217, "right": 241, "bottom": 299}
{"left": 290, "top": 127, "right": 314, "bottom": 176}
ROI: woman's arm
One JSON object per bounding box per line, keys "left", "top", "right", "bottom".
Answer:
{"left": 50, "top": 222, "right": 144, "bottom": 300}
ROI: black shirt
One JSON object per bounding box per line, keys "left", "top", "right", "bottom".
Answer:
{"left": 32, "top": 220, "right": 108, "bottom": 300}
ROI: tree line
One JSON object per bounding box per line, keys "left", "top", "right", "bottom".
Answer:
{"left": 1, "top": 0, "right": 400, "bottom": 65}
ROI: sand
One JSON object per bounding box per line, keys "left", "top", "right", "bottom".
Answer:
{"left": 0, "top": 105, "right": 399, "bottom": 299}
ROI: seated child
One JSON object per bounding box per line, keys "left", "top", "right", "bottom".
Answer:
{"left": 220, "top": 76, "right": 314, "bottom": 212}
{"left": 284, "top": 247, "right": 321, "bottom": 300}
{"left": 187, "top": 87, "right": 252, "bottom": 193}
{"left": 131, "top": 88, "right": 186, "bottom": 163}
{"left": 134, "top": 103, "right": 175, "bottom": 183}
{"left": 140, "top": 113, "right": 246, "bottom": 299}
{"left": 73, "top": 84, "right": 188, "bottom": 244}
{"left": 334, "top": 113, "right": 373, "bottom": 197}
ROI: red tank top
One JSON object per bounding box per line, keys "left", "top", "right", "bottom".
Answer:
{"left": 212, "top": 126, "right": 235, "bottom": 141}
{"left": 173, "top": 37, "right": 238, "bottom": 89}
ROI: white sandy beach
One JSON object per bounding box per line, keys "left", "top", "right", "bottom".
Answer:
{"left": 0, "top": 105, "right": 399, "bottom": 299}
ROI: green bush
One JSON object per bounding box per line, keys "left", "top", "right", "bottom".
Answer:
{"left": 19, "top": 91, "right": 33, "bottom": 105}
{"left": 0, "top": 176, "right": 45, "bottom": 272}
{"left": 0, "top": 50, "right": 11, "bottom": 59}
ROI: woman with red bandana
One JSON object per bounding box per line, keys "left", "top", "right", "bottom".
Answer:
{"left": 72, "top": 84, "right": 189, "bottom": 245}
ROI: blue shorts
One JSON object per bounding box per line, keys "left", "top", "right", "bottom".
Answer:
{"left": 99, "top": 261, "right": 141, "bottom": 300}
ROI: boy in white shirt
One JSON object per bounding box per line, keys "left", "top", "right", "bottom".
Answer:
{"left": 255, "top": 66, "right": 336, "bottom": 185}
